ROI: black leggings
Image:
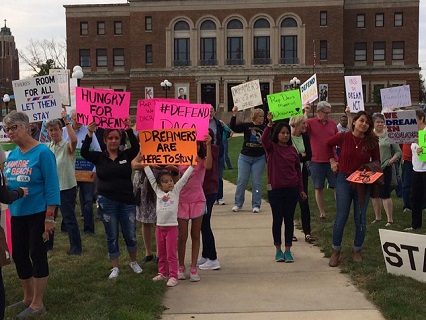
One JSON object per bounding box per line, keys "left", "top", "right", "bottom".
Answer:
{"left": 11, "top": 212, "right": 49, "bottom": 279}
{"left": 0, "top": 268, "right": 4, "bottom": 320}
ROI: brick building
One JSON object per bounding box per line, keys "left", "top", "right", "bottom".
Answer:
{"left": 64, "top": 0, "right": 420, "bottom": 115}
{"left": 0, "top": 20, "right": 19, "bottom": 96}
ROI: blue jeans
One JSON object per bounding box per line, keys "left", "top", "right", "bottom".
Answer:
{"left": 97, "top": 195, "right": 137, "bottom": 260}
{"left": 217, "top": 155, "right": 225, "bottom": 201}
{"left": 402, "top": 160, "right": 413, "bottom": 210}
{"left": 78, "top": 181, "right": 95, "bottom": 234}
{"left": 234, "top": 154, "right": 266, "bottom": 209}
{"left": 332, "top": 173, "right": 370, "bottom": 251}
{"left": 61, "top": 187, "right": 82, "bottom": 254}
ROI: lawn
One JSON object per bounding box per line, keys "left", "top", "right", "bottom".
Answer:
{"left": 224, "top": 136, "right": 426, "bottom": 320}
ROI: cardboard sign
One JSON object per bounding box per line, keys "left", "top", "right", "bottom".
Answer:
{"left": 231, "top": 80, "right": 263, "bottom": 110}
{"left": 380, "top": 85, "right": 412, "bottom": 110}
{"left": 75, "top": 87, "right": 130, "bottom": 129}
{"left": 152, "top": 100, "right": 210, "bottom": 141}
{"left": 344, "top": 76, "right": 364, "bottom": 112}
{"left": 379, "top": 229, "right": 426, "bottom": 283}
{"left": 267, "top": 90, "right": 303, "bottom": 121}
{"left": 49, "top": 69, "right": 70, "bottom": 106}
{"left": 300, "top": 74, "right": 318, "bottom": 105}
{"left": 69, "top": 78, "right": 78, "bottom": 110}
{"left": 139, "top": 129, "right": 197, "bottom": 165}
{"left": 12, "top": 75, "right": 62, "bottom": 123}
{"left": 418, "top": 131, "right": 426, "bottom": 162}
{"left": 384, "top": 110, "right": 417, "bottom": 144}
{"left": 346, "top": 170, "right": 383, "bottom": 184}
{"left": 0, "top": 123, "right": 9, "bottom": 142}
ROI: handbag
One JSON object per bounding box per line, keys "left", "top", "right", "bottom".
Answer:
{"left": 0, "top": 226, "right": 10, "bottom": 267}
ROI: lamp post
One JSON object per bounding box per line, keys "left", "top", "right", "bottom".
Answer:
{"left": 160, "top": 80, "right": 172, "bottom": 98}
{"left": 290, "top": 77, "right": 300, "bottom": 90}
{"left": 2, "top": 94, "right": 10, "bottom": 121}
{"left": 72, "top": 65, "right": 84, "bottom": 86}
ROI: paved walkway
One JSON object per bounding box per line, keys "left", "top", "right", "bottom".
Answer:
{"left": 162, "top": 181, "right": 384, "bottom": 320}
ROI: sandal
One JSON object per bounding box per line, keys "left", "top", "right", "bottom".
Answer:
{"left": 292, "top": 235, "right": 298, "bottom": 242}
{"left": 305, "top": 235, "right": 316, "bottom": 243}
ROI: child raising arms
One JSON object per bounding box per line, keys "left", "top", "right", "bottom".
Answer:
{"left": 144, "top": 165, "right": 194, "bottom": 287}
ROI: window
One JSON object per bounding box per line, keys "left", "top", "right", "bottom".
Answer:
{"left": 145, "top": 16, "right": 152, "bottom": 31}
{"left": 253, "top": 19, "right": 270, "bottom": 64}
{"left": 200, "top": 38, "right": 217, "bottom": 65}
{"left": 114, "top": 21, "right": 122, "bottom": 35}
{"left": 227, "top": 37, "right": 243, "bottom": 65}
{"left": 320, "top": 40, "right": 327, "bottom": 60}
{"left": 320, "top": 11, "right": 327, "bottom": 26}
{"left": 254, "top": 18, "right": 270, "bottom": 29}
{"left": 79, "top": 49, "right": 90, "bottom": 67}
{"left": 227, "top": 19, "right": 243, "bottom": 29}
{"left": 354, "top": 42, "right": 367, "bottom": 61}
{"left": 80, "top": 22, "right": 88, "bottom": 35}
{"left": 282, "top": 18, "right": 297, "bottom": 28}
{"left": 174, "top": 39, "right": 190, "bottom": 66}
{"left": 113, "top": 48, "right": 124, "bottom": 66}
{"left": 281, "top": 36, "right": 297, "bottom": 64}
{"left": 394, "top": 12, "right": 403, "bottom": 27}
{"left": 174, "top": 21, "right": 189, "bottom": 30}
{"left": 375, "top": 13, "right": 384, "bottom": 27}
{"left": 254, "top": 37, "right": 270, "bottom": 60}
{"left": 200, "top": 20, "right": 216, "bottom": 30}
{"left": 97, "top": 21, "right": 105, "bottom": 35}
{"left": 392, "top": 41, "right": 404, "bottom": 60}
{"left": 145, "top": 45, "right": 152, "bottom": 63}
{"left": 356, "top": 14, "right": 365, "bottom": 28}
{"left": 373, "top": 42, "right": 385, "bottom": 61}
{"left": 96, "top": 49, "right": 107, "bottom": 67}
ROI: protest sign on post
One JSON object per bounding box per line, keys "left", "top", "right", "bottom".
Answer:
{"left": 379, "top": 229, "right": 426, "bottom": 283}
{"left": 75, "top": 87, "right": 130, "bottom": 129}
{"left": 266, "top": 90, "right": 303, "bottom": 121}
{"left": 153, "top": 100, "right": 210, "bottom": 141}
{"left": 49, "top": 69, "right": 70, "bottom": 106}
{"left": 300, "top": 74, "right": 318, "bottom": 105}
{"left": 384, "top": 110, "right": 417, "bottom": 144}
{"left": 231, "top": 80, "right": 263, "bottom": 110}
{"left": 344, "top": 76, "right": 364, "bottom": 112}
{"left": 380, "top": 85, "right": 412, "bottom": 110}
{"left": 12, "top": 75, "right": 62, "bottom": 123}
{"left": 418, "top": 131, "right": 426, "bottom": 162}
{"left": 139, "top": 128, "right": 197, "bottom": 165}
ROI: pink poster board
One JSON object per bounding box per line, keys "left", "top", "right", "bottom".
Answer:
{"left": 75, "top": 87, "right": 131, "bottom": 129}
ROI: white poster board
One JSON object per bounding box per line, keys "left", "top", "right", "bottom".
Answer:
{"left": 12, "top": 75, "right": 62, "bottom": 123}
{"left": 231, "top": 80, "right": 263, "bottom": 110}
{"left": 49, "top": 69, "right": 70, "bottom": 105}
{"left": 379, "top": 229, "right": 426, "bottom": 283}
{"left": 300, "top": 74, "right": 318, "bottom": 105}
{"left": 380, "top": 85, "right": 412, "bottom": 111}
{"left": 344, "top": 76, "right": 364, "bottom": 112}
{"left": 145, "top": 87, "right": 154, "bottom": 99}
{"left": 69, "top": 78, "right": 78, "bottom": 111}
{"left": 384, "top": 110, "right": 418, "bottom": 144}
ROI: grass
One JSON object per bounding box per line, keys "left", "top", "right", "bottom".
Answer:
{"left": 224, "top": 136, "right": 426, "bottom": 320}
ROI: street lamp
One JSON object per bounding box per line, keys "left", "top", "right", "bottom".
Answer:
{"left": 290, "top": 77, "right": 301, "bottom": 89}
{"left": 2, "top": 94, "right": 10, "bottom": 120}
{"left": 72, "top": 65, "right": 84, "bottom": 86}
{"left": 160, "top": 80, "right": 172, "bottom": 98}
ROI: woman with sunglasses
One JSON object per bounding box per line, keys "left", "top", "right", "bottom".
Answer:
{"left": 81, "top": 119, "right": 142, "bottom": 279}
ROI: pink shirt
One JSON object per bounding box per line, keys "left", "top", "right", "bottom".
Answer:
{"left": 306, "top": 117, "right": 338, "bottom": 163}
{"left": 179, "top": 159, "right": 206, "bottom": 203}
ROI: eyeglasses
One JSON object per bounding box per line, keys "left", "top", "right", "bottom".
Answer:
{"left": 319, "top": 110, "right": 331, "bottom": 115}
{"left": 4, "top": 125, "right": 19, "bottom": 133}
{"left": 107, "top": 136, "right": 120, "bottom": 141}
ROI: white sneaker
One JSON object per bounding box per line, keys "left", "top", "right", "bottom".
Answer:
{"left": 178, "top": 266, "right": 186, "bottom": 280}
{"left": 189, "top": 268, "right": 200, "bottom": 282}
{"left": 403, "top": 208, "right": 411, "bottom": 213}
{"left": 199, "top": 259, "right": 221, "bottom": 270}
{"left": 108, "top": 267, "right": 119, "bottom": 279}
{"left": 252, "top": 207, "right": 260, "bottom": 213}
{"left": 232, "top": 206, "right": 240, "bottom": 212}
{"left": 197, "top": 257, "right": 208, "bottom": 266}
{"left": 152, "top": 273, "right": 167, "bottom": 282}
{"left": 129, "top": 261, "right": 143, "bottom": 274}
{"left": 167, "top": 277, "right": 179, "bottom": 287}
{"left": 217, "top": 199, "right": 225, "bottom": 205}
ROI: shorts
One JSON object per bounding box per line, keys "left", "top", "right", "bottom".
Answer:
{"left": 310, "top": 161, "right": 336, "bottom": 189}
{"left": 372, "top": 165, "right": 392, "bottom": 199}
{"left": 178, "top": 201, "right": 205, "bottom": 220}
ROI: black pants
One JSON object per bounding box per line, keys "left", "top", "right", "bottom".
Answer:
{"left": 411, "top": 171, "right": 426, "bottom": 229}
{"left": 0, "top": 268, "right": 4, "bottom": 320}
{"left": 299, "top": 167, "right": 311, "bottom": 235}
{"left": 201, "top": 193, "right": 217, "bottom": 260}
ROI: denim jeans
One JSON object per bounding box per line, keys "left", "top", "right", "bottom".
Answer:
{"left": 402, "top": 160, "right": 413, "bottom": 210}
{"left": 97, "top": 195, "right": 137, "bottom": 260}
{"left": 394, "top": 158, "right": 402, "bottom": 197}
{"left": 332, "top": 172, "right": 370, "bottom": 251}
{"left": 61, "top": 187, "right": 82, "bottom": 254}
{"left": 235, "top": 154, "right": 266, "bottom": 209}
{"left": 201, "top": 193, "right": 218, "bottom": 260}
{"left": 217, "top": 155, "right": 225, "bottom": 201}
{"left": 78, "top": 181, "right": 95, "bottom": 234}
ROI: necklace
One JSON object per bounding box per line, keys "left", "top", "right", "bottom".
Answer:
{"left": 352, "top": 134, "right": 364, "bottom": 149}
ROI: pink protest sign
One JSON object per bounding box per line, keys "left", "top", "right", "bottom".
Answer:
{"left": 153, "top": 100, "right": 210, "bottom": 140}
{"left": 136, "top": 98, "right": 188, "bottom": 130}
{"left": 75, "top": 87, "right": 130, "bottom": 129}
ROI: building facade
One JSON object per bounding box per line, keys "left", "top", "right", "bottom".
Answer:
{"left": 0, "top": 20, "right": 19, "bottom": 96}
{"left": 65, "top": 0, "right": 420, "bottom": 115}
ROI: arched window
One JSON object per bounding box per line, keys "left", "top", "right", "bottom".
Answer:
{"left": 227, "top": 19, "right": 243, "bottom": 29}
{"left": 174, "top": 21, "right": 190, "bottom": 30}
{"left": 226, "top": 19, "right": 244, "bottom": 65}
{"left": 254, "top": 18, "right": 270, "bottom": 29}
{"left": 281, "top": 18, "right": 297, "bottom": 28}
{"left": 200, "top": 20, "right": 217, "bottom": 65}
{"left": 173, "top": 21, "right": 190, "bottom": 66}
{"left": 253, "top": 18, "right": 271, "bottom": 65}
{"left": 280, "top": 17, "right": 299, "bottom": 64}
{"left": 201, "top": 20, "right": 216, "bottom": 30}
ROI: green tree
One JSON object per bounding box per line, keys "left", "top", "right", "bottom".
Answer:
{"left": 420, "top": 71, "right": 426, "bottom": 103}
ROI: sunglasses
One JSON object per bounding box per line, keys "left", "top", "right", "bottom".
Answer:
{"left": 4, "top": 125, "right": 19, "bottom": 133}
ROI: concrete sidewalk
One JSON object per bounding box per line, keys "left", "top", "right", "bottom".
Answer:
{"left": 162, "top": 181, "right": 384, "bottom": 320}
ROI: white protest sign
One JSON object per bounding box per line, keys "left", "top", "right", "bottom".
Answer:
{"left": 12, "top": 75, "right": 62, "bottom": 123}
{"left": 379, "top": 229, "right": 426, "bottom": 283}
{"left": 231, "top": 80, "right": 263, "bottom": 110}
{"left": 344, "top": 76, "right": 364, "bottom": 112}
{"left": 49, "top": 69, "right": 70, "bottom": 105}
{"left": 380, "top": 85, "right": 412, "bottom": 110}
{"left": 69, "top": 77, "right": 78, "bottom": 111}
{"left": 300, "top": 74, "right": 318, "bottom": 105}
{"left": 384, "top": 110, "right": 417, "bottom": 144}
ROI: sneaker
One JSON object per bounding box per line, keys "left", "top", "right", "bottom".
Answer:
{"left": 252, "top": 207, "right": 260, "bottom": 213}
{"left": 141, "top": 255, "right": 154, "bottom": 263}
{"left": 152, "top": 273, "right": 167, "bottom": 282}
{"left": 190, "top": 268, "right": 200, "bottom": 282}
{"left": 129, "top": 261, "right": 143, "bottom": 274}
{"left": 199, "top": 259, "right": 221, "bottom": 270}
{"left": 109, "top": 267, "right": 119, "bottom": 279}
{"left": 178, "top": 266, "right": 186, "bottom": 280}
{"left": 403, "top": 227, "right": 414, "bottom": 232}
{"left": 403, "top": 208, "right": 412, "bottom": 213}
{"left": 275, "top": 250, "right": 284, "bottom": 262}
{"left": 232, "top": 206, "right": 240, "bottom": 212}
{"left": 284, "top": 250, "right": 294, "bottom": 263}
{"left": 197, "top": 256, "right": 208, "bottom": 266}
{"left": 217, "top": 199, "right": 225, "bottom": 205}
{"left": 167, "top": 277, "right": 179, "bottom": 287}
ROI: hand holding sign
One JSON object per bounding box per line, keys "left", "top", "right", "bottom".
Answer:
{"left": 266, "top": 112, "right": 273, "bottom": 125}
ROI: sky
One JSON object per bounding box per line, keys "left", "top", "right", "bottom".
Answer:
{"left": 1, "top": 0, "right": 426, "bottom": 77}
